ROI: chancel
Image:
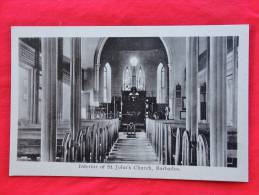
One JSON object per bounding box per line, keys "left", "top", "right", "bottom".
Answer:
{"left": 17, "top": 36, "right": 238, "bottom": 167}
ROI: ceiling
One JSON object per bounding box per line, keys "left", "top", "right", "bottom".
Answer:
{"left": 102, "top": 37, "right": 166, "bottom": 51}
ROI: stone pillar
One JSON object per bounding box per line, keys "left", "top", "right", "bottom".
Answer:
{"left": 206, "top": 37, "right": 210, "bottom": 122}
{"left": 70, "top": 38, "right": 82, "bottom": 141}
{"left": 168, "top": 63, "right": 175, "bottom": 119}
{"left": 209, "top": 37, "right": 227, "bottom": 167}
{"left": 57, "top": 38, "right": 64, "bottom": 123}
{"left": 41, "top": 38, "right": 58, "bottom": 162}
{"left": 233, "top": 36, "right": 238, "bottom": 128}
{"left": 186, "top": 37, "right": 198, "bottom": 165}
{"left": 32, "top": 39, "right": 41, "bottom": 124}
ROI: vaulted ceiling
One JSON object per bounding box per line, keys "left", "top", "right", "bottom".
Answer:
{"left": 102, "top": 37, "right": 167, "bottom": 51}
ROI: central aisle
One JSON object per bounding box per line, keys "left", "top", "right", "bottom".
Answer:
{"left": 107, "top": 132, "right": 159, "bottom": 164}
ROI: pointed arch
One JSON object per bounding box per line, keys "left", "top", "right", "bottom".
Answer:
{"left": 136, "top": 66, "right": 145, "bottom": 90}
{"left": 157, "top": 63, "right": 167, "bottom": 103}
{"left": 103, "top": 63, "right": 111, "bottom": 103}
{"left": 123, "top": 66, "right": 132, "bottom": 91}
{"left": 95, "top": 37, "right": 172, "bottom": 66}
{"left": 94, "top": 37, "right": 172, "bottom": 94}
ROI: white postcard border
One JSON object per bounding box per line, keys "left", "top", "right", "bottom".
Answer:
{"left": 10, "top": 25, "right": 249, "bottom": 182}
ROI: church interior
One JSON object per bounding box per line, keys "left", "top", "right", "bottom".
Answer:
{"left": 17, "top": 36, "right": 238, "bottom": 167}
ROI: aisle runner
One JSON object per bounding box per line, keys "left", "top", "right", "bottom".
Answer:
{"left": 107, "top": 132, "right": 159, "bottom": 164}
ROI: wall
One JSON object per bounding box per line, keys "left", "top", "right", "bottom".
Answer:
{"left": 19, "top": 66, "right": 32, "bottom": 124}
{"left": 99, "top": 49, "right": 168, "bottom": 102}
{"left": 164, "top": 37, "right": 187, "bottom": 94}
{"left": 81, "top": 38, "right": 100, "bottom": 93}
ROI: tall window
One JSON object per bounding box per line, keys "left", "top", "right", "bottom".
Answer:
{"left": 137, "top": 66, "right": 145, "bottom": 90}
{"left": 123, "top": 66, "right": 132, "bottom": 91}
{"left": 161, "top": 66, "right": 165, "bottom": 89}
{"left": 157, "top": 63, "right": 166, "bottom": 103}
{"left": 103, "top": 63, "right": 111, "bottom": 103}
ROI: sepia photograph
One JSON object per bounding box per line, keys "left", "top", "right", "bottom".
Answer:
{"left": 10, "top": 25, "right": 249, "bottom": 181}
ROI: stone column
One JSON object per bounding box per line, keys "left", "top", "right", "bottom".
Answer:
{"left": 57, "top": 38, "right": 64, "bottom": 123}
{"left": 186, "top": 37, "right": 198, "bottom": 165}
{"left": 32, "top": 39, "right": 41, "bottom": 124}
{"left": 41, "top": 38, "right": 58, "bottom": 162}
{"left": 233, "top": 36, "right": 238, "bottom": 128}
{"left": 209, "top": 37, "right": 227, "bottom": 167}
{"left": 70, "top": 38, "right": 82, "bottom": 142}
{"left": 206, "top": 37, "right": 210, "bottom": 122}
{"left": 168, "top": 63, "right": 175, "bottom": 119}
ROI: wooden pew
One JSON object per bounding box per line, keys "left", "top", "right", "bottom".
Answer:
{"left": 146, "top": 119, "right": 237, "bottom": 167}
{"left": 226, "top": 126, "right": 237, "bottom": 167}
{"left": 196, "top": 124, "right": 210, "bottom": 166}
{"left": 146, "top": 119, "right": 185, "bottom": 165}
{"left": 62, "top": 119, "right": 119, "bottom": 163}
{"left": 17, "top": 119, "right": 119, "bottom": 162}
{"left": 17, "top": 122, "right": 70, "bottom": 161}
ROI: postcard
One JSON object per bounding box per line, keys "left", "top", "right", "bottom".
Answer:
{"left": 10, "top": 25, "right": 249, "bottom": 181}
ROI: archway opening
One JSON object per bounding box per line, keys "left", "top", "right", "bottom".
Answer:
{"left": 98, "top": 37, "right": 170, "bottom": 129}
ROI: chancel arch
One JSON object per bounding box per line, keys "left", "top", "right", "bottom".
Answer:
{"left": 96, "top": 37, "right": 171, "bottom": 99}
{"left": 94, "top": 37, "right": 173, "bottom": 97}
{"left": 95, "top": 37, "right": 173, "bottom": 68}
{"left": 98, "top": 37, "right": 170, "bottom": 126}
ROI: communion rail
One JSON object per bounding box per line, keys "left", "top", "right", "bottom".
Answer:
{"left": 146, "top": 119, "right": 237, "bottom": 167}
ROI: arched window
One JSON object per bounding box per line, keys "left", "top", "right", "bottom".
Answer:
{"left": 103, "top": 63, "right": 111, "bottom": 103}
{"left": 161, "top": 66, "right": 165, "bottom": 89}
{"left": 123, "top": 66, "right": 132, "bottom": 91}
{"left": 137, "top": 66, "right": 145, "bottom": 90}
{"left": 157, "top": 63, "right": 167, "bottom": 103}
